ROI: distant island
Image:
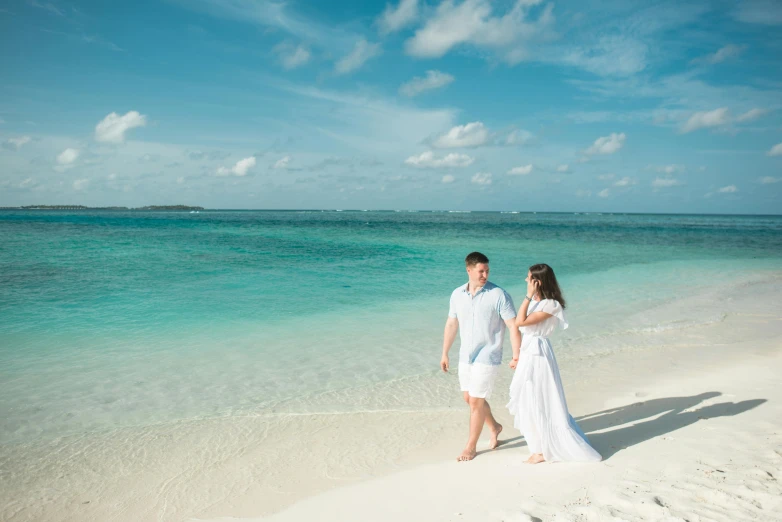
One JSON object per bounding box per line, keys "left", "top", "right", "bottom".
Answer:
{"left": 0, "top": 205, "right": 205, "bottom": 211}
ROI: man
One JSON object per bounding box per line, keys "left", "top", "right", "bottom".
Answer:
{"left": 441, "top": 251, "right": 521, "bottom": 462}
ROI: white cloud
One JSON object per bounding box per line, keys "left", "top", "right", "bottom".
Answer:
{"left": 597, "top": 174, "right": 615, "bottom": 181}
{"left": 585, "top": 132, "right": 626, "bottom": 155}
{"left": 652, "top": 177, "right": 682, "bottom": 188}
{"left": 273, "top": 42, "right": 311, "bottom": 70}
{"left": 441, "top": 174, "right": 455, "bottom": 184}
{"left": 735, "top": 1, "right": 782, "bottom": 25}
{"left": 405, "top": 0, "right": 552, "bottom": 61}
{"left": 217, "top": 156, "right": 257, "bottom": 176}
{"left": 335, "top": 39, "right": 382, "bottom": 75}
{"left": 471, "top": 172, "right": 492, "bottom": 185}
{"left": 95, "top": 111, "right": 147, "bottom": 143}
{"left": 718, "top": 185, "right": 738, "bottom": 193}
{"left": 378, "top": 0, "right": 419, "bottom": 34}
{"left": 433, "top": 122, "right": 489, "bottom": 148}
{"left": 399, "top": 70, "right": 454, "bottom": 97}
{"left": 767, "top": 142, "right": 782, "bottom": 156}
{"left": 73, "top": 178, "right": 89, "bottom": 190}
{"left": 694, "top": 44, "right": 746, "bottom": 64}
{"left": 57, "top": 148, "right": 79, "bottom": 165}
{"left": 598, "top": 188, "right": 610, "bottom": 198}
{"left": 564, "top": 36, "right": 648, "bottom": 77}
{"left": 736, "top": 108, "right": 767, "bottom": 122}
{"left": 614, "top": 176, "right": 635, "bottom": 187}
{"left": 655, "top": 164, "right": 685, "bottom": 174}
{"left": 273, "top": 156, "right": 291, "bottom": 169}
{"left": 5, "top": 136, "right": 31, "bottom": 150}
{"left": 760, "top": 176, "right": 780, "bottom": 184}
{"left": 575, "top": 189, "right": 591, "bottom": 197}
{"left": 557, "top": 164, "right": 569, "bottom": 173}
{"left": 177, "top": 176, "right": 186, "bottom": 184}
{"left": 507, "top": 164, "right": 533, "bottom": 175}
{"left": 405, "top": 151, "right": 474, "bottom": 168}
{"left": 680, "top": 108, "right": 729, "bottom": 133}
{"left": 504, "top": 129, "right": 533, "bottom": 146}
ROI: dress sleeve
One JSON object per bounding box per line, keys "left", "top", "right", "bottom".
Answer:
{"left": 538, "top": 299, "right": 568, "bottom": 330}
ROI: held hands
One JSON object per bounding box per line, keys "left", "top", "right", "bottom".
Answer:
{"left": 440, "top": 355, "right": 449, "bottom": 372}
{"left": 509, "top": 358, "right": 518, "bottom": 370}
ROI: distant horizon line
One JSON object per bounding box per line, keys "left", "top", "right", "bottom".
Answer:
{"left": 1, "top": 205, "right": 780, "bottom": 217}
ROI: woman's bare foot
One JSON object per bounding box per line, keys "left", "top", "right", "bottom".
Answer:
{"left": 489, "top": 423, "right": 503, "bottom": 450}
{"left": 525, "top": 453, "right": 545, "bottom": 464}
{"left": 457, "top": 448, "right": 477, "bottom": 461}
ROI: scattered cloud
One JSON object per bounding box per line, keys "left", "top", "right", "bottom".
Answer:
{"left": 273, "top": 156, "right": 291, "bottom": 169}
{"left": 585, "top": 132, "right": 626, "bottom": 155}
{"left": 507, "top": 164, "right": 533, "bottom": 175}
{"left": 471, "top": 172, "right": 492, "bottom": 185}
{"left": 404, "top": 0, "right": 553, "bottom": 63}
{"left": 557, "top": 164, "right": 569, "bottom": 173}
{"left": 692, "top": 44, "right": 746, "bottom": 65}
{"left": 177, "top": 176, "right": 186, "bottom": 184}
{"left": 57, "top": 148, "right": 79, "bottom": 165}
{"left": 597, "top": 174, "right": 615, "bottom": 181}
{"left": 734, "top": 0, "right": 782, "bottom": 25}
{"left": 73, "top": 178, "right": 89, "bottom": 190}
{"left": 432, "top": 122, "right": 489, "bottom": 148}
{"left": 760, "top": 176, "right": 780, "bottom": 184}
{"left": 680, "top": 108, "right": 729, "bottom": 133}
{"left": 405, "top": 151, "right": 474, "bottom": 168}
{"left": 441, "top": 174, "right": 455, "bottom": 184}
{"left": 4, "top": 136, "right": 31, "bottom": 150}
{"left": 399, "top": 70, "right": 454, "bottom": 97}
{"left": 718, "top": 185, "right": 738, "bottom": 193}
{"left": 614, "top": 177, "right": 636, "bottom": 187}
{"left": 564, "top": 35, "right": 648, "bottom": 77}
{"left": 503, "top": 129, "right": 533, "bottom": 146}
{"left": 335, "top": 39, "right": 382, "bottom": 75}
{"left": 273, "top": 42, "right": 311, "bottom": 70}
{"left": 652, "top": 177, "right": 683, "bottom": 188}
{"left": 575, "top": 189, "right": 591, "bottom": 197}
{"left": 29, "top": 1, "right": 65, "bottom": 17}
{"left": 653, "top": 164, "right": 686, "bottom": 174}
{"left": 95, "top": 111, "right": 147, "bottom": 143}
{"left": 736, "top": 108, "right": 767, "bottom": 122}
{"left": 378, "top": 0, "right": 419, "bottom": 35}
{"left": 598, "top": 188, "right": 610, "bottom": 198}
{"left": 217, "top": 156, "right": 257, "bottom": 176}
{"left": 767, "top": 142, "right": 782, "bottom": 156}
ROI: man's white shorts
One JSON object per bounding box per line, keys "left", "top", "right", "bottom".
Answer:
{"left": 458, "top": 362, "right": 500, "bottom": 399}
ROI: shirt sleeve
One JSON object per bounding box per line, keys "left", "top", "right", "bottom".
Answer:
{"left": 498, "top": 290, "right": 517, "bottom": 321}
{"left": 448, "top": 291, "right": 458, "bottom": 318}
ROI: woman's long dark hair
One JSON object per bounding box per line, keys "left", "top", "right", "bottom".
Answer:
{"left": 529, "top": 263, "right": 566, "bottom": 309}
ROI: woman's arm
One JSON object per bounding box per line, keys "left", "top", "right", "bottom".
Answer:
{"left": 515, "top": 310, "right": 553, "bottom": 328}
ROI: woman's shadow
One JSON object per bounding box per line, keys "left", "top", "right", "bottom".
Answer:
{"left": 490, "top": 392, "right": 766, "bottom": 460}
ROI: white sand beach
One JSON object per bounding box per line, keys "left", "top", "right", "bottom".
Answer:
{"left": 3, "top": 277, "right": 781, "bottom": 522}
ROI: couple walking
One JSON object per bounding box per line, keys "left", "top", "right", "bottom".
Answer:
{"left": 441, "top": 252, "right": 602, "bottom": 464}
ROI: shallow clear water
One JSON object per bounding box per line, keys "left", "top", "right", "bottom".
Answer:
{"left": 1, "top": 210, "right": 781, "bottom": 443}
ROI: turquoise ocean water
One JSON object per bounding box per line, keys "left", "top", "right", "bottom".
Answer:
{"left": 1, "top": 210, "right": 781, "bottom": 445}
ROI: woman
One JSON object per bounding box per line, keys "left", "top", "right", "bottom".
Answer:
{"left": 507, "top": 264, "right": 601, "bottom": 464}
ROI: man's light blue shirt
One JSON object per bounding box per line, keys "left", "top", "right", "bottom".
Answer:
{"left": 448, "top": 281, "right": 517, "bottom": 365}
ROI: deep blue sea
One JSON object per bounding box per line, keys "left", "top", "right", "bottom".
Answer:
{"left": 1, "top": 210, "right": 781, "bottom": 444}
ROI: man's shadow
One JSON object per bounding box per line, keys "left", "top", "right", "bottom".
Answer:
{"left": 487, "top": 392, "right": 766, "bottom": 460}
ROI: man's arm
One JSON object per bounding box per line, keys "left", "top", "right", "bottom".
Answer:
{"left": 441, "top": 316, "right": 459, "bottom": 372}
{"left": 504, "top": 317, "right": 521, "bottom": 369}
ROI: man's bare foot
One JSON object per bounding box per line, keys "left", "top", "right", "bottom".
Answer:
{"left": 525, "top": 453, "right": 545, "bottom": 464}
{"left": 457, "top": 448, "right": 477, "bottom": 462}
{"left": 489, "top": 423, "right": 503, "bottom": 450}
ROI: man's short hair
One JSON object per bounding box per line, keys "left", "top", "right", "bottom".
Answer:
{"left": 465, "top": 251, "right": 489, "bottom": 267}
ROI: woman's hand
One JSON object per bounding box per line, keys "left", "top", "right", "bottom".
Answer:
{"left": 509, "top": 358, "right": 518, "bottom": 370}
{"left": 526, "top": 278, "right": 539, "bottom": 299}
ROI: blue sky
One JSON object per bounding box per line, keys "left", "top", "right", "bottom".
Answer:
{"left": 1, "top": 0, "right": 781, "bottom": 212}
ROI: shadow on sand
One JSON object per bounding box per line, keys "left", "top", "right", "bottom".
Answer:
{"left": 483, "top": 392, "right": 766, "bottom": 460}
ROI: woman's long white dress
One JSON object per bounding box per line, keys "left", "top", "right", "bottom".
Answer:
{"left": 507, "top": 299, "right": 602, "bottom": 462}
